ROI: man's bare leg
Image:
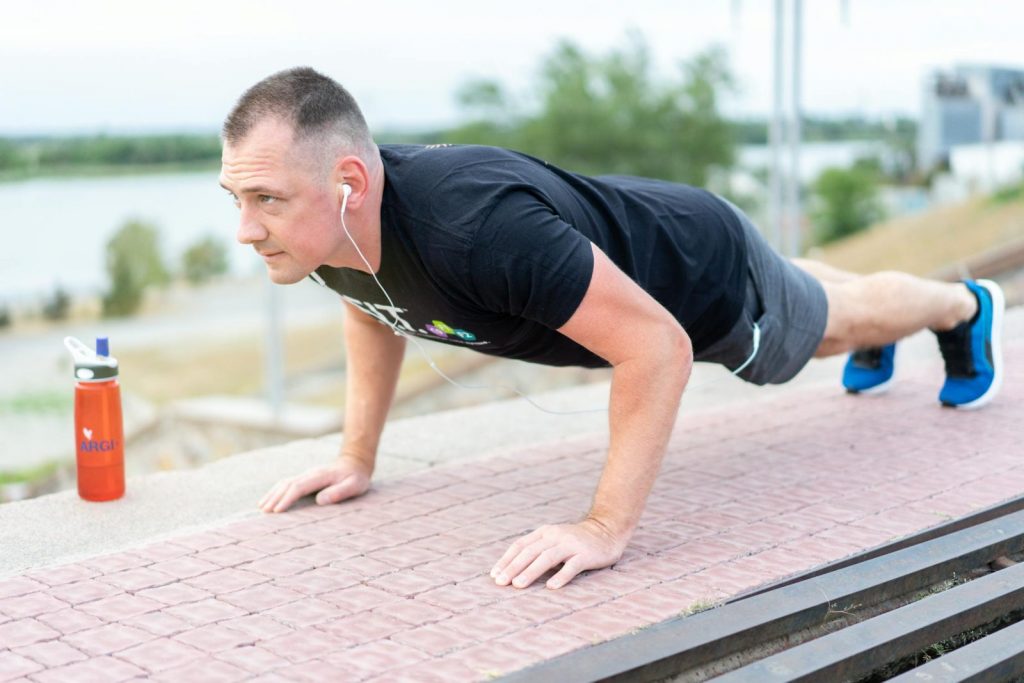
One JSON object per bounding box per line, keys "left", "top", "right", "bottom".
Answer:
{"left": 790, "top": 258, "right": 858, "bottom": 284}
{"left": 791, "top": 261, "right": 977, "bottom": 358}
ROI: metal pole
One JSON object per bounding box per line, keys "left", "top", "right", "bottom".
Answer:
{"left": 787, "top": 0, "right": 803, "bottom": 257}
{"left": 264, "top": 276, "right": 284, "bottom": 420}
{"left": 769, "top": 0, "right": 786, "bottom": 250}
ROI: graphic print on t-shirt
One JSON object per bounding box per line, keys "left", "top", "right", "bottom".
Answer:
{"left": 342, "top": 295, "right": 489, "bottom": 346}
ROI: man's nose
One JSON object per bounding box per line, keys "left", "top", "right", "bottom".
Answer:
{"left": 236, "top": 205, "right": 267, "bottom": 245}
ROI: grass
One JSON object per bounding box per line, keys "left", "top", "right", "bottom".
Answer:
{"left": 815, "top": 192, "right": 1024, "bottom": 276}
{"left": 991, "top": 181, "right": 1024, "bottom": 205}
{"left": 115, "top": 319, "right": 346, "bottom": 405}
{"left": 682, "top": 598, "right": 723, "bottom": 616}
{"left": 0, "top": 391, "right": 72, "bottom": 415}
{"left": 0, "top": 460, "right": 62, "bottom": 485}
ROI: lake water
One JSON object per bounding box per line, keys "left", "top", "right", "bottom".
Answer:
{"left": 0, "top": 171, "right": 253, "bottom": 303}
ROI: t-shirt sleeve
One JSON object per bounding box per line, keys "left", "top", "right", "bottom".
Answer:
{"left": 466, "top": 190, "right": 594, "bottom": 329}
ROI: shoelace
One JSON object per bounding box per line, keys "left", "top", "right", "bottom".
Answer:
{"left": 936, "top": 321, "right": 975, "bottom": 378}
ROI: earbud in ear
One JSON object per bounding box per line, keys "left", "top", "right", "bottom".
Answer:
{"left": 341, "top": 183, "right": 352, "bottom": 198}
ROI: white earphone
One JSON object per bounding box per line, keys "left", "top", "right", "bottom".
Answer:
{"left": 326, "top": 178, "right": 761, "bottom": 413}
{"left": 340, "top": 183, "right": 353, "bottom": 216}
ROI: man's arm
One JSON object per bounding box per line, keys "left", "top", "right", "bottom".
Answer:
{"left": 258, "top": 301, "right": 405, "bottom": 512}
{"left": 490, "top": 243, "right": 692, "bottom": 589}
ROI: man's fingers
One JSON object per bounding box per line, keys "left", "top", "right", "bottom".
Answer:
{"left": 493, "top": 539, "right": 556, "bottom": 586}
{"left": 511, "top": 547, "right": 569, "bottom": 589}
{"left": 490, "top": 528, "right": 546, "bottom": 579}
{"left": 261, "top": 469, "right": 336, "bottom": 513}
{"left": 546, "top": 556, "right": 584, "bottom": 590}
{"left": 315, "top": 474, "right": 362, "bottom": 505}
{"left": 259, "top": 481, "right": 287, "bottom": 512}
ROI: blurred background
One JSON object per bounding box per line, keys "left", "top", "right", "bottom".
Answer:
{"left": 2, "top": 0, "right": 1022, "bottom": 501}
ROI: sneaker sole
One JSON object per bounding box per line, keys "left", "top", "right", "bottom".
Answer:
{"left": 947, "top": 278, "right": 1005, "bottom": 410}
{"left": 847, "top": 376, "right": 894, "bottom": 396}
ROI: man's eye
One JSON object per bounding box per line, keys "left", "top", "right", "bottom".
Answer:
{"left": 259, "top": 195, "right": 278, "bottom": 205}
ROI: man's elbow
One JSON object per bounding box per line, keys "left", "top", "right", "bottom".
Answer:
{"left": 650, "top": 319, "right": 693, "bottom": 378}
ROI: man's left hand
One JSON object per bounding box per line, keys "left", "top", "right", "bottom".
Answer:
{"left": 490, "top": 517, "right": 629, "bottom": 590}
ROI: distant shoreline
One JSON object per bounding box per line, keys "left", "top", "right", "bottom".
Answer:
{"left": 0, "top": 160, "right": 220, "bottom": 184}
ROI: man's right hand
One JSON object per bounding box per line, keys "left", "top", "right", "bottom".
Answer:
{"left": 258, "top": 455, "right": 372, "bottom": 513}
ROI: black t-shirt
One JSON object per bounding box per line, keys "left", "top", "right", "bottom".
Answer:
{"left": 315, "top": 144, "right": 748, "bottom": 368}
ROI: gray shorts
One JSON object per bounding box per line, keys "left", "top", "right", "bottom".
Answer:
{"left": 694, "top": 201, "right": 829, "bottom": 385}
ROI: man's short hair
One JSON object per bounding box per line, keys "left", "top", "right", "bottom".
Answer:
{"left": 223, "top": 67, "right": 376, "bottom": 173}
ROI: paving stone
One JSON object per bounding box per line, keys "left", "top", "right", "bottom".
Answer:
{"left": 97, "top": 567, "right": 176, "bottom": 592}
{"left": 10, "top": 640, "right": 87, "bottom": 668}
{"left": 163, "top": 598, "right": 247, "bottom": 627}
{"left": 150, "top": 658, "right": 249, "bottom": 682}
{"left": 116, "top": 637, "right": 206, "bottom": 672}
{"left": 25, "top": 655, "right": 145, "bottom": 683}
{"left": 261, "top": 627, "right": 353, "bottom": 663}
{"left": 173, "top": 623, "right": 255, "bottom": 653}
{"left": 182, "top": 567, "right": 269, "bottom": 595}
{"left": 213, "top": 644, "right": 291, "bottom": 674}
{"left": 74, "top": 593, "right": 163, "bottom": 621}
{"left": 0, "top": 619, "right": 61, "bottom": 648}
{"left": 34, "top": 609, "right": 104, "bottom": 637}
{"left": 0, "top": 651, "right": 44, "bottom": 680}
{"left": 45, "top": 580, "right": 120, "bottom": 606}
{"left": 24, "top": 565, "right": 98, "bottom": 588}
{"left": 61, "top": 622, "right": 152, "bottom": 655}
{"left": 317, "top": 612, "right": 409, "bottom": 646}
{"left": 0, "top": 592, "right": 69, "bottom": 619}
{"left": 135, "top": 582, "right": 212, "bottom": 607}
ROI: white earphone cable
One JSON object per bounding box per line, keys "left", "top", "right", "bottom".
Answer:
{"left": 333, "top": 190, "right": 762, "bottom": 416}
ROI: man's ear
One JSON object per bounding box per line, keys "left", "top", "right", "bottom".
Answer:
{"left": 334, "top": 155, "right": 369, "bottom": 205}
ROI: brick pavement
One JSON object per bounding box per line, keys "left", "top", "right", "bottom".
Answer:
{"left": 2, "top": 339, "right": 1021, "bottom": 681}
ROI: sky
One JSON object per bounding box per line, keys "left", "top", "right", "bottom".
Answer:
{"left": 1, "top": 0, "right": 1022, "bottom": 136}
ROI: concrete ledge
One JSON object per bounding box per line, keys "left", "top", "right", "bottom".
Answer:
{"left": 169, "top": 396, "right": 344, "bottom": 438}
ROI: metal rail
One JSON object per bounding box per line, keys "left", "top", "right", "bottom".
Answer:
{"left": 500, "top": 498, "right": 1024, "bottom": 683}
{"left": 889, "top": 619, "right": 1024, "bottom": 683}
{"left": 716, "top": 562, "right": 1024, "bottom": 681}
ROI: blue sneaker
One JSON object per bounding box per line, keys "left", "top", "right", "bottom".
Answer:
{"left": 843, "top": 344, "right": 896, "bottom": 394}
{"left": 936, "top": 279, "right": 1005, "bottom": 409}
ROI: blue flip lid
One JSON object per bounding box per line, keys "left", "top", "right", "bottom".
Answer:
{"left": 96, "top": 337, "right": 110, "bottom": 357}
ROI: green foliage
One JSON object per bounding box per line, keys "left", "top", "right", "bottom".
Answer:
{"left": 990, "top": 180, "right": 1024, "bottom": 204}
{"left": 36, "top": 134, "right": 221, "bottom": 167}
{"left": 0, "top": 139, "right": 28, "bottom": 171}
{"left": 0, "top": 460, "right": 61, "bottom": 486}
{"left": 0, "top": 305, "right": 10, "bottom": 329}
{"left": 102, "top": 219, "right": 169, "bottom": 317}
{"left": 811, "top": 165, "right": 886, "bottom": 244}
{"left": 42, "top": 286, "right": 71, "bottom": 321}
{"left": 182, "top": 234, "right": 229, "bottom": 285}
{"left": 444, "top": 33, "right": 736, "bottom": 186}
{"left": 0, "top": 391, "right": 71, "bottom": 415}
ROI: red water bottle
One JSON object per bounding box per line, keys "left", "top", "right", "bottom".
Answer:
{"left": 64, "top": 336, "right": 125, "bottom": 501}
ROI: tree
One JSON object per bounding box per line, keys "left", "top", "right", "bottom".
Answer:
{"left": 42, "top": 286, "right": 71, "bottom": 321}
{"left": 0, "top": 139, "right": 26, "bottom": 172}
{"left": 444, "top": 32, "right": 736, "bottom": 186}
{"left": 181, "top": 234, "right": 229, "bottom": 285}
{"left": 102, "top": 219, "right": 169, "bottom": 317}
{"left": 811, "top": 164, "right": 886, "bottom": 244}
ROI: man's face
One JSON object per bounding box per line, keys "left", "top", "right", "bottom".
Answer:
{"left": 220, "top": 118, "right": 342, "bottom": 284}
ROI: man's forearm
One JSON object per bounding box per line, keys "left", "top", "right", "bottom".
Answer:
{"left": 340, "top": 305, "right": 406, "bottom": 474}
{"left": 588, "top": 340, "right": 692, "bottom": 537}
